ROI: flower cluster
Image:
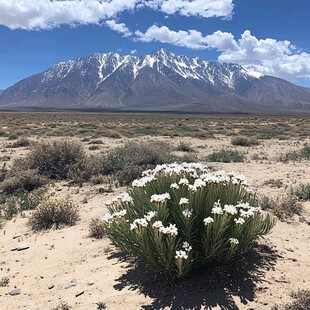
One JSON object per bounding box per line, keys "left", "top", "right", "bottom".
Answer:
{"left": 130, "top": 218, "right": 148, "bottom": 230}
{"left": 103, "top": 209, "right": 126, "bottom": 223}
{"left": 150, "top": 193, "right": 170, "bottom": 203}
{"left": 175, "top": 250, "right": 188, "bottom": 260}
{"left": 182, "top": 209, "right": 192, "bottom": 218}
{"left": 152, "top": 221, "right": 178, "bottom": 236}
{"left": 105, "top": 162, "right": 275, "bottom": 278}
{"left": 179, "top": 197, "right": 189, "bottom": 205}
{"left": 203, "top": 217, "right": 214, "bottom": 225}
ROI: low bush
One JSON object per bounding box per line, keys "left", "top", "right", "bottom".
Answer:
{"left": 279, "top": 145, "right": 310, "bottom": 162}
{"left": 9, "top": 136, "right": 31, "bottom": 148}
{"left": 207, "top": 149, "right": 245, "bottom": 163}
{"left": 0, "top": 170, "right": 47, "bottom": 194}
{"left": 0, "top": 189, "right": 45, "bottom": 220}
{"left": 27, "top": 140, "right": 87, "bottom": 179}
{"left": 176, "top": 142, "right": 195, "bottom": 152}
{"left": 259, "top": 195, "right": 302, "bottom": 220}
{"left": 284, "top": 290, "right": 310, "bottom": 310}
{"left": 104, "top": 163, "right": 275, "bottom": 278}
{"left": 293, "top": 183, "right": 310, "bottom": 201}
{"left": 30, "top": 199, "right": 79, "bottom": 230}
{"left": 231, "top": 136, "right": 259, "bottom": 147}
{"left": 89, "top": 218, "right": 106, "bottom": 239}
{"left": 102, "top": 141, "right": 174, "bottom": 185}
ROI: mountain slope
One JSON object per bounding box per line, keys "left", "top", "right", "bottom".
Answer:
{"left": 0, "top": 49, "right": 310, "bottom": 112}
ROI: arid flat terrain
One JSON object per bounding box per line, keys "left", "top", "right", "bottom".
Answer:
{"left": 0, "top": 113, "right": 310, "bottom": 310}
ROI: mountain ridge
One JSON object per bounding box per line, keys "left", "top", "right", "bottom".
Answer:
{"left": 1, "top": 49, "right": 310, "bottom": 113}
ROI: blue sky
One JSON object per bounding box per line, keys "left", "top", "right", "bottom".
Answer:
{"left": 0, "top": 0, "right": 310, "bottom": 89}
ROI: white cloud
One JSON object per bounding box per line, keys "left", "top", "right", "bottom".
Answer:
{"left": 135, "top": 25, "right": 310, "bottom": 80}
{"left": 106, "top": 20, "right": 132, "bottom": 37}
{"left": 159, "top": 0, "right": 233, "bottom": 18}
{"left": 0, "top": 0, "right": 234, "bottom": 30}
{"left": 0, "top": 0, "right": 138, "bottom": 30}
{"left": 130, "top": 49, "right": 138, "bottom": 54}
{"left": 140, "top": 0, "right": 233, "bottom": 18}
{"left": 209, "top": 30, "right": 310, "bottom": 80}
{"left": 135, "top": 25, "right": 207, "bottom": 49}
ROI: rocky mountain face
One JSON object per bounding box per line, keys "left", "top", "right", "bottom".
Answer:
{"left": 0, "top": 49, "right": 310, "bottom": 112}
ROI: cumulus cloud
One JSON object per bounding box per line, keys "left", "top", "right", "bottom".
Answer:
{"left": 105, "top": 20, "right": 132, "bottom": 37}
{"left": 0, "top": 0, "right": 234, "bottom": 30}
{"left": 142, "top": 0, "right": 234, "bottom": 18}
{"left": 135, "top": 25, "right": 310, "bottom": 80}
{"left": 209, "top": 30, "right": 310, "bottom": 80}
{"left": 135, "top": 25, "right": 207, "bottom": 49}
{"left": 0, "top": 0, "right": 138, "bottom": 30}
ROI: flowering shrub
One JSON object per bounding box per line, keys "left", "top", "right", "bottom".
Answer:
{"left": 104, "top": 163, "right": 275, "bottom": 278}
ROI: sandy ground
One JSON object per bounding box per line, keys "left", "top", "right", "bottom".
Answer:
{"left": 1, "top": 135, "right": 310, "bottom": 309}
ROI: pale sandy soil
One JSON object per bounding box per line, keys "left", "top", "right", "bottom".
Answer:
{"left": 1, "top": 135, "right": 310, "bottom": 310}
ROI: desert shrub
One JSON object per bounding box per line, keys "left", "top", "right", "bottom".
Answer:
{"left": 176, "top": 142, "right": 194, "bottom": 152}
{"left": 0, "top": 189, "right": 45, "bottom": 220}
{"left": 30, "top": 199, "right": 79, "bottom": 230}
{"left": 279, "top": 145, "right": 310, "bottom": 162}
{"left": 27, "top": 140, "right": 87, "bottom": 179}
{"left": 284, "top": 290, "right": 310, "bottom": 310}
{"left": 293, "top": 183, "right": 310, "bottom": 201}
{"left": 7, "top": 132, "right": 19, "bottom": 140}
{"left": 300, "top": 145, "right": 310, "bottom": 160}
{"left": 89, "top": 145, "right": 100, "bottom": 151}
{"left": 9, "top": 136, "right": 31, "bottom": 148}
{"left": 0, "top": 276, "right": 9, "bottom": 287}
{"left": 51, "top": 302, "right": 72, "bottom": 310}
{"left": 263, "top": 179, "right": 283, "bottom": 189}
{"left": 17, "top": 189, "right": 46, "bottom": 211}
{"left": 207, "top": 150, "right": 245, "bottom": 163}
{"left": 89, "top": 218, "right": 106, "bottom": 239}
{"left": 259, "top": 195, "right": 302, "bottom": 220}
{"left": 0, "top": 163, "right": 8, "bottom": 182}
{"left": 0, "top": 170, "right": 47, "bottom": 194}
{"left": 102, "top": 141, "right": 173, "bottom": 185}
{"left": 2, "top": 197, "right": 18, "bottom": 220}
{"left": 231, "top": 136, "right": 259, "bottom": 147}
{"left": 104, "top": 163, "right": 275, "bottom": 278}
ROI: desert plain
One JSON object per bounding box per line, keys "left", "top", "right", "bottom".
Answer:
{"left": 0, "top": 112, "right": 310, "bottom": 310}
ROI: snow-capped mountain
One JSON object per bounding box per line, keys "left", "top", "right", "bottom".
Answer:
{"left": 1, "top": 48, "right": 310, "bottom": 112}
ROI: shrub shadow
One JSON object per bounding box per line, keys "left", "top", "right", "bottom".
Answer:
{"left": 109, "top": 243, "right": 279, "bottom": 310}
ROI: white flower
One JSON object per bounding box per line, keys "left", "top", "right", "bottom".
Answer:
{"left": 152, "top": 220, "right": 163, "bottom": 229}
{"left": 188, "top": 184, "right": 197, "bottom": 192}
{"left": 144, "top": 211, "right": 157, "bottom": 221}
{"left": 158, "top": 223, "right": 178, "bottom": 236}
{"left": 179, "top": 178, "right": 189, "bottom": 186}
{"left": 182, "top": 241, "right": 192, "bottom": 252}
{"left": 130, "top": 223, "right": 137, "bottom": 230}
{"left": 234, "top": 218, "right": 245, "bottom": 225}
{"left": 211, "top": 206, "right": 223, "bottom": 215}
{"left": 170, "top": 183, "right": 179, "bottom": 190}
{"left": 113, "top": 209, "right": 127, "bottom": 218}
{"left": 130, "top": 218, "right": 148, "bottom": 230}
{"left": 223, "top": 204, "right": 238, "bottom": 215}
{"left": 193, "top": 179, "right": 206, "bottom": 188}
{"left": 119, "top": 193, "right": 133, "bottom": 203}
{"left": 103, "top": 213, "right": 114, "bottom": 223}
{"left": 182, "top": 209, "right": 192, "bottom": 218}
{"left": 229, "top": 238, "right": 239, "bottom": 245}
{"left": 132, "top": 175, "right": 156, "bottom": 187}
{"left": 179, "top": 197, "right": 189, "bottom": 205}
{"left": 175, "top": 250, "right": 188, "bottom": 260}
{"left": 150, "top": 193, "right": 170, "bottom": 203}
{"left": 203, "top": 217, "right": 214, "bottom": 225}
